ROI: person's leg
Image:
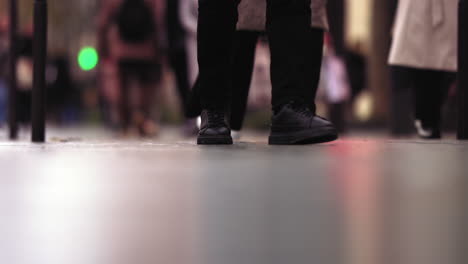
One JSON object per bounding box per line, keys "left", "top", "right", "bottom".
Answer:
{"left": 230, "top": 31, "right": 260, "bottom": 131}
{"left": 118, "top": 61, "right": 132, "bottom": 132}
{"left": 411, "top": 69, "right": 426, "bottom": 124}
{"left": 196, "top": 0, "right": 240, "bottom": 145}
{"left": 412, "top": 69, "right": 454, "bottom": 138}
{"left": 186, "top": 76, "right": 202, "bottom": 118}
{"left": 390, "top": 66, "right": 414, "bottom": 136}
{"left": 197, "top": 0, "right": 240, "bottom": 110}
{"left": 137, "top": 62, "right": 161, "bottom": 137}
{"left": 186, "top": 31, "right": 259, "bottom": 123}
{"left": 266, "top": 0, "right": 323, "bottom": 111}
{"left": 167, "top": 0, "right": 192, "bottom": 116}
{"left": 266, "top": 0, "right": 337, "bottom": 145}
{"left": 137, "top": 62, "right": 160, "bottom": 118}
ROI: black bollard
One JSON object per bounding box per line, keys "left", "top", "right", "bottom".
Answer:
{"left": 31, "top": 0, "right": 47, "bottom": 143}
{"left": 458, "top": 0, "right": 468, "bottom": 140}
{"left": 8, "top": 0, "right": 18, "bottom": 140}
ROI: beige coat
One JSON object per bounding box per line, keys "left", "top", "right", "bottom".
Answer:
{"left": 388, "top": 0, "right": 458, "bottom": 72}
{"left": 237, "top": 0, "right": 329, "bottom": 31}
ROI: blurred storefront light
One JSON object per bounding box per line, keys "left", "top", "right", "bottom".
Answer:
{"left": 354, "top": 91, "right": 374, "bottom": 122}
{"left": 78, "top": 46, "right": 98, "bottom": 71}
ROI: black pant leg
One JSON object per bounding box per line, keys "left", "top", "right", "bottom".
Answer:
{"left": 187, "top": 31, "right": 259, "bottom": 122}
{"left": 306, "top": 28, "right": 324, "bottom": 112}
{"left": 230, "top": 31, "right": 260, "bottom": 130}
{"left": 186, "top": 76, "right": 202, "bottom": 118}
{"left": 390, "top": 66, "right": 414, "bottom": 135}
{"left": 413, "top": 69, "right": 455, "bottom": 130}
{"left": 169, "top": 48, "right": 191, "bottom": 116}
{"left": 266, "top": 0, "right": 324, "bottom": 111}
{"left": 197, "top": 0, "right": 241, "bottom": 110}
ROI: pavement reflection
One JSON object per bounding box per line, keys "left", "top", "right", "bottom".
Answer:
{"left": 0, "top": 135, "right": 467, "bottom": 264}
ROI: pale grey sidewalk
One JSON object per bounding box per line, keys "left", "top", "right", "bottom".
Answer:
{"left": 1, "top": 127, "right": 467, "bottom": 264}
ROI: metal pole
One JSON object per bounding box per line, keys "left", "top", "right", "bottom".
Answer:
{"left": 8, "top": 0, "right": 18, "bottom": 139}
{"left": 31, "top": 0, "right": 47, "bottom": 143}
{"left": 458, "top": 0, "right": 468, "bottom": 140}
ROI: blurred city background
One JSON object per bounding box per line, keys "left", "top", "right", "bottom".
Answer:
{"left": 0, "top": 2, "right": 466, "bottom": 264}
{"left": 0, "top": 0, "right": 459, "bottom": 139}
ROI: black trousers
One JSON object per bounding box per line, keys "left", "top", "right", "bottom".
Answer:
{"left": 189, "top": 28, "right": 323, "bottom": 130}
{"left": 188, "top": 31, "right": 259, "bottom": 130}
{"left": 198, "top": 0, "right": 322, "bottom": 111}
{"left": 391, "top": 66, "right": 456, "bottom": 130}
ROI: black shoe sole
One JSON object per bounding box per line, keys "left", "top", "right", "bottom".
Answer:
{"left": 197, "top": 135, "right": 233, "bottom": 145}
{"left": 269, "top": 127, "right": 338, "bottom": 145}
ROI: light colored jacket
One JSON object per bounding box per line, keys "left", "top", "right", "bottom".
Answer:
{"left": 237, "top": 0, "right": 329, "bottom": 31}
{"left": 388, "top": 0, "right": 458, "bottom": 72}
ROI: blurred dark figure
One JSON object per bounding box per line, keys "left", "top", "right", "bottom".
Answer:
{"left": 319, "top": 33, "right": 350, "bottom": 133}
{"left": 16, "top": 34, "right": 33, "bottom": 125}
{"left": 389, "top": 66, "right": 414, "bottom": 136}
{"left": 166, "top": 0, "right": 190, "bottom": 109}
{"left": 179, "top": 0, "right": 198, "bottom": 86}
{"left": 389, "top": 0, "right": 457, "bottom": 139}
{"left": 345, "top": 44, "right": 367, "bottom": 101}
{"left": 0, "top": 20, "right": 76, "bottom": 127}
{"left": 0, "top": 16, "right": 9, "bottom": 125}
{"left": 19, "top": 42, "right": 78, "bottom": 125}
{"left": 98, "top": 0, "right": 162, "bottom": 137}
{"left": 167, "top": 0, "right": 198, "bottom": 135}
{"left": 47, "top": 57, "right": 80, "bottom": 124}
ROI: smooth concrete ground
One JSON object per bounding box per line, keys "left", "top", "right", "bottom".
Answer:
{"left": 0, "top": 128, "right": 467, "bottom": 264}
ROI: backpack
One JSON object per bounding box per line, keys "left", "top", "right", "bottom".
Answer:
{"left": 115, "top": 0, "right": 156, "bottom": 43}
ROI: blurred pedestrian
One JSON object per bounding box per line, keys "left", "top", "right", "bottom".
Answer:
{"left": 98, "top": 0, "right": 162, "bottom": 137}
{"left": 0, "top": 15, "right": 9, "bottom": 125}
{"left": 389, "top": 0, "right": 458, "bottom": 139}
{"left": 195, "top": 0, "right": 337, "bottom": 145}
{"left": 318, "top": 33, "right": 350, "bottom": 133}
{"left": 166, "top": 0, "right": 198, "bottom": 135}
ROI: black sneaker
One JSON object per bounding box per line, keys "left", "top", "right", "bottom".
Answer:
{"left": 197, "top": 110, "right": 233, "bottom": 145}
{"left": 269, "top": 102, "right": 338, "bottom": 145}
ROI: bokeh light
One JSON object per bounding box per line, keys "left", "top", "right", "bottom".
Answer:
{"left": 78, "top": 47, "right": 99, "bottom": 71}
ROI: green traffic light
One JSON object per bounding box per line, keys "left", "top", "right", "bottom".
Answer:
{"left": 78, "top": 47, "right": 98, "bottom": 71}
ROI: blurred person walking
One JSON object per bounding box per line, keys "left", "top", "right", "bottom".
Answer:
{"left": 196, "top": 0, "right": 338, "bottom": 145}
{"left": 177, "top": 0, "right": 201, "bottom": 136}
{"left": 0, "top": 16, "right": 9, "bottom": 125}
{"left": 389, "top": 0, "right": 457, "bottom": 139}
{"left": 318, "top": 33, "right": 350, "bottom": 132}
{"left": 166, "top": 0, "right": 198, "bottom": 135}
{"left": 98, "top": 0, "right": 162, "bottom": 137}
